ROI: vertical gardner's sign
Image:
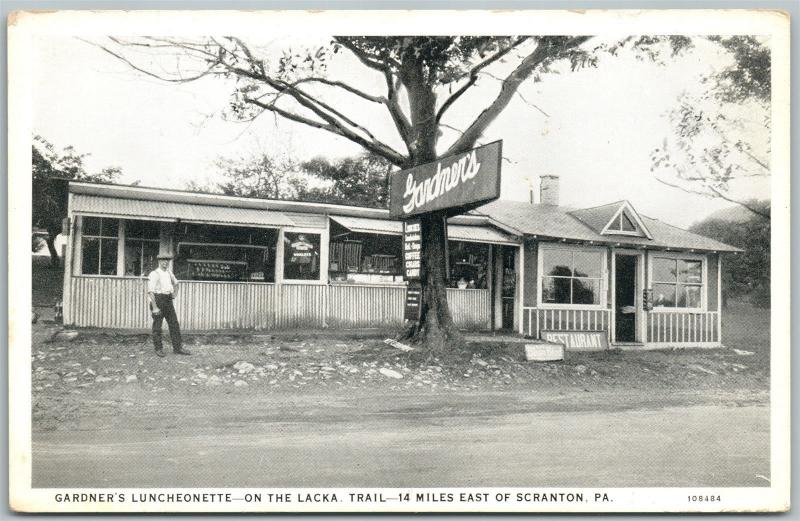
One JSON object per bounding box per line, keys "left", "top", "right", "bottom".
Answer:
{"left": 389, "top": 140, "right": 502, "bottom": 218}
{"left": 403, "top": 220, "right": 422, "bottom": 280}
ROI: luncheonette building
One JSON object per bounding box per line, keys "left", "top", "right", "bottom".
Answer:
{"left": 61, "top": 177, "right": 739, "bottom": 350}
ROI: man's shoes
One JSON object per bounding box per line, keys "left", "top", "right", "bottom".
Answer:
{"left": 173, "top": 348, "right": 192, "bottom": 355}
{"left": 155, "top": 348, "right": 166, "bottom": 358}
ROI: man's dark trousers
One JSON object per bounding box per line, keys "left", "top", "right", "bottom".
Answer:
{"left": 152, "top": 293, "right": 182, "bottom": 352}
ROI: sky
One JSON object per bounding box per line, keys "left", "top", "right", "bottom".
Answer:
{"left": 30, "top": 34, "right": 771, "bottom": 228}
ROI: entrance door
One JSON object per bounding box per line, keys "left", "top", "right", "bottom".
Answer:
{"left": 500, "top": 246, "right": 516, "bottom": 330}
{"left": 614, "top": 254, "right": 638, "bottom": 342}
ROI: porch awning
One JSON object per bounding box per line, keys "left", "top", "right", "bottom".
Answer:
{"left": 447, "top": 224, "right": 519, "bottom": 245}
{"left": 71, "top": 194, "right": 294, "bottom": 228}
{"left": 330, "top": 215, "right": 403, "bottom": 235}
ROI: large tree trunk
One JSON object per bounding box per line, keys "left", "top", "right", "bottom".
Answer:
{"left": 407, "top": 210, "right": 463, "bottom": 351}
{"left": 46, "top": 233, "right": 60, "bottom": 268}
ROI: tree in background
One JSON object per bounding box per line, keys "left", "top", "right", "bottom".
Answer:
{"left": 214, "top": 153, "right": 299, "bottom": 199}
{"left": 97, "top": 34, "right": 739, "bottom": 350}
{"left": 32, "top": 136, "right": 122, "bottom": 266}
{"left": 295, "top": 153, "right": 394, "bottom": 208}
{"left": 689, "top": 200, "right": 770, "bottom": 308}
{"left": 651, "top": 37, "right": 770, "bottom": 219}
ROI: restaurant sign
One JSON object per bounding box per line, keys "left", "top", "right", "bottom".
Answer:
{"left": 542, "top": 330, "right": 609, "bottom": 352}
{"left": 403, "top": 220, "right": 422, "bottom": 280}
{"left": 389, "top": 140, "right": 502, "bottom": 218}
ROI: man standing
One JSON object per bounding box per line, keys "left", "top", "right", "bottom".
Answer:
{"left": 148, "top": 254, "right": 191, "bottom": 357}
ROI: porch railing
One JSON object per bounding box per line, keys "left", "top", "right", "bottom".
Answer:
{"left": 647, "top": 311, "right": 719, "bottom": 345}
{"left": 522, "top": 307, "right": 611, "bottom": 340}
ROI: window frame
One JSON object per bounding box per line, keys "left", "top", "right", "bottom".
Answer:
{"left": 648, "top": 252, "right": 707, "bottom": 312}
{"left": 79, "top": 216, "right": 121, "bottom": 276}
{"left": 281, "top": 228, "right": 325, "bottom": 284}
{"left": 123, "top": 220, "right": 161, "bottom": 277}
{"left": 537, "top": 243, "right": 608, "bottom": 310}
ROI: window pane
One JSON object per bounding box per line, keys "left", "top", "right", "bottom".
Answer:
{"left": 679, "top": 284, "right": 702, "bottom": 308}
{"left": 679, "top": 260, "right": 702, "bottom": 283}
{"left": 652, "top": 283, "right": 676, "bottom": 307}
{"left": 100, "top": 239, "right": 118, "bottom": 275}
{"left": 653, "top": 258, "right": 677, "bottom": 282}
{"left": 573, "top": 278, "right": 600, "bottom": 305}
{"left": 125, "top": 240, "right": 159, "bottom": 276}
{"left": 573, "top": 250, "right": 602, "bottom": 278}
{"left": 542, "top": 277, "right": 571, "bottom": 304}
{"left": 101, "top": 218, "right": 119, "bottom": 237}
{"left": 126, "top": 219, "right": 160, "bottom": 240}
{"left": 83, "top": 216, "right": 101, "bottom": 236}
{"left": 543, "top": 249, "right": 572, "bottom": 277}
{"left": 621, "top": 213, "right": 637, "bottom": 231}
{"left": 283, "top": 233, "right": 321, "bottom": 280}
{"left": 81, "top": 237, "right": 100, "bottom": 274}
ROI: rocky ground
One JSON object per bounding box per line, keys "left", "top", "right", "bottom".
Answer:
{"left": 31, "top": 312, "right": 769, "bottom": 433}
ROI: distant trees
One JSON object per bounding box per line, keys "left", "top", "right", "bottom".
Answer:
{"left": 32, "top": 136, "right": 122, "bottom": 266}
{"left": 189, "top": 151, "right": 394, "bottom": 208}
{"left": 689, "top": 200, "right": 770, "bottom": 307}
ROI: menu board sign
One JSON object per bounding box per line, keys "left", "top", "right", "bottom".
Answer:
{"left": 404, "top": 282, "right": 422, "bottom": 322}
{"left": 403, "top": 220, "right": 422, "bottom": 280}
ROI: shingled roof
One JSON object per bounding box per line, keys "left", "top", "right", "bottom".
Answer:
{"left": 471, "top": 199, "right": 740, "bottom": 252}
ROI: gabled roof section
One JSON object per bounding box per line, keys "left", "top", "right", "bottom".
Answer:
{"left": 471, "top": 199, "right": 741, "bottom": 252}
{"left": 569, "top": 201, "right": 652, "bottom": 240}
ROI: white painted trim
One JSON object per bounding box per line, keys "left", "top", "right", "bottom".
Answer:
{"left": 599, "top": 201, "right": 653, "bottom": 240}
{"left": 116, "top": 219, "right": 126, "bottom": 276}
{"left": 537, "top": 243, "right": 607, "bottom": 310}
{"left": 648, "top": 251, "right": 708, "bottom": 312}
{"left": 62, "top": 193, "right": 75, "bottom": 324}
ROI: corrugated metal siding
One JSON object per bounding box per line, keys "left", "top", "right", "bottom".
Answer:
{"left": 175, "top": 282, "right": 278, "bottom": 330}
{"left": 278, "top": 284, "right": 327, "bottom": 327}
{"left": 67, "top": 278, "right": 493, "bottom": 331}
{"left": 327, "top": 285, "right": 405, "bottom": 328}
{"left": 284, "top": 212, "right": 328, "bottom": 229}
{"left": 72, "top": 194, "right": 293, "bottom": 227}
{"left": 447, "top": 289, "right": 491, "bottom": 330}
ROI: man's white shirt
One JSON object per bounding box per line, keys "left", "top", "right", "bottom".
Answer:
{"left": 148, "top": 268, "right": 177, "bottom": 295}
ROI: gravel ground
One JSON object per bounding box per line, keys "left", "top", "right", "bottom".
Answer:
{"left": 32, "top": 316, "right": 769, "bottom": 433}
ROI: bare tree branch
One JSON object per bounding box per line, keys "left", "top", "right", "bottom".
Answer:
{"left": 435, "top": 36, "right": 530, "bottom": 125}
{"left": 655, "top": 175, "right": 770, "bottom": 219}
{"left": 445, "top": 36, "right": 591, "bottom": 156}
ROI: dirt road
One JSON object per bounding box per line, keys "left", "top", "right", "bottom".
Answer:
{"left": 32, "top": 391, "right": 769, "bottom": 488}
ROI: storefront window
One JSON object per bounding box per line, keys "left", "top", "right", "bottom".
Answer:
{"left": 541, "top": 247, "right": 603, "bottom": 305}
{"left": 448, "top": 241, "right": 490, "bottom": 289}
{"left": 284, "top": 232, "right": 321, "bottom": 280}
{"left": 329, "top": 231, "right": 402, "bottom": 282}
{"left": 175, "top": 223, "right": 278, "bottom": 282}
{"left": 124, "top": 220, "right": 160, "bottom": 276}
{"left": 81, "top": 217, "right": 118, "bottom": 275}
{"left": 652, "top": 257, "right": 703, "bottom": 309}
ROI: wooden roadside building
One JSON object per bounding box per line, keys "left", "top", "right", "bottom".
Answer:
{"left": 61, "top": 177, "right": 739, "bottom": 350}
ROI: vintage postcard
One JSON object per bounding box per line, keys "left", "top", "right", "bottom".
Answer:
{"left": 7, "top": 8, "right": 790, "bottom": 513}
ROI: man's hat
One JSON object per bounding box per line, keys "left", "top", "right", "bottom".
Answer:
{"left": 157, "top": 253, "right": 173, "bottom": 260}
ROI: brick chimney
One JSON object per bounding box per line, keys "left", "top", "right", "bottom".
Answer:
{"left": 539, "top": 175, "right": 560, "bottom": 206}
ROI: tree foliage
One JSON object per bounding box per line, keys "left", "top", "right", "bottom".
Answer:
{"left": 651, "top": 36, "right": 770, "bottom": 218}
{"left": 296, "top": 154, "right": 394, "bottom": 208}
{"left": 689, "top": 200, "right": 770, "bottom": 308}
{"left": 32, "top": 136, "right": 122, "bottom": 266}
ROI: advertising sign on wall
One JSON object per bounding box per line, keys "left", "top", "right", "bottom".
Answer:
{"left": 389, "top": 140, "right": 502, "bottom": 218}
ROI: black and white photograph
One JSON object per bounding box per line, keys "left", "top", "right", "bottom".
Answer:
{"left": 8, "top": 8, "right": 790, "bottom": 513}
